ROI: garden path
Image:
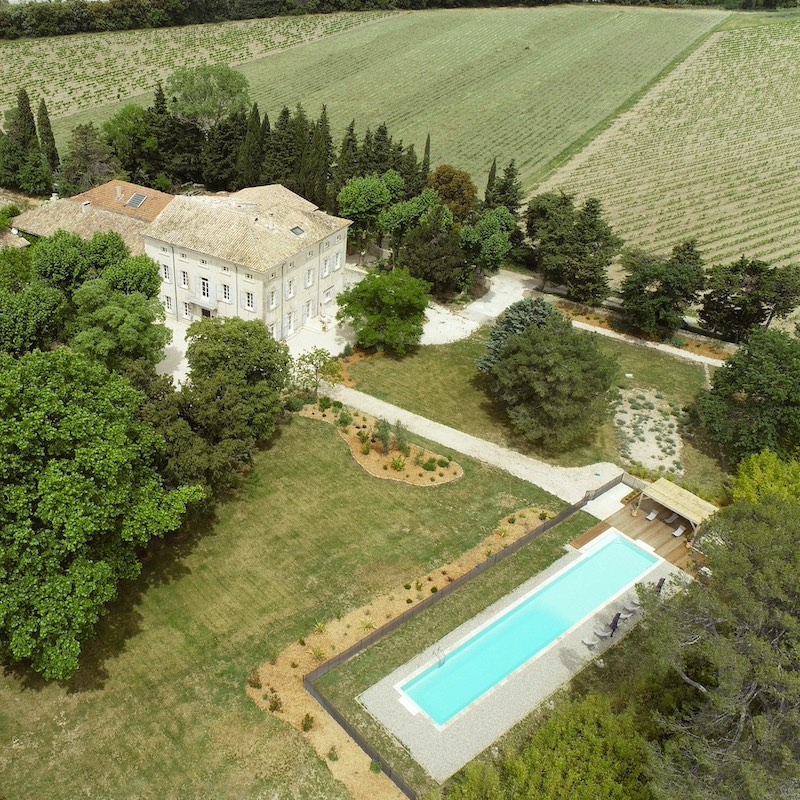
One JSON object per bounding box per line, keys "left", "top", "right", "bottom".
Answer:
{"left": 329, "top": 385, "right": 621, "bottom": 504}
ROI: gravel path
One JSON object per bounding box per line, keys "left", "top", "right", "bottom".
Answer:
{"left": 329, "top": 385, "right": 621, "bottom": 504}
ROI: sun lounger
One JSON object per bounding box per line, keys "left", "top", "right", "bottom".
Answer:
{"left": 582, "top": 636, "right": 599, "bottom": 648}
{"left": 664, "top": 512, "right": 678, "bottom": 524}
{"left": 594, "top": 628, "right": 612, "bottom": 639}
{"left": 645, "top": 508, "right": 659, "bottom": 521}
{"left": 620, "top": 609, "right": 636, "bottom": 620}
{"left": 672, "top": 524, "right": 686, "bottom": 538}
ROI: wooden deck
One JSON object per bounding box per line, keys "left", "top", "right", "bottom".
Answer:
{"left": 572, "top": 498, "right": 704, "bottom": 573}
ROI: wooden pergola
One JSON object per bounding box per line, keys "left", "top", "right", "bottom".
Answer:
{"left": 633, "top": 477, "right": 718, "bottom": 531}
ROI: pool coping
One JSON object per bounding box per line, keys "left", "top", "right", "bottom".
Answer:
{"left": 358, "top": 527, "right": 680, "bottom": 783}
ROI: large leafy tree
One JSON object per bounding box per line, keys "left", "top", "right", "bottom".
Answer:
{"left": 31, "top": 229, "right": 93, "bottom": 297}
{"left": 69, "top": 279, "right": 171, "bottom": 372}
{"left": 184, "top": 318, "right": 291, "bottom": 448}
{"left": 379, "top": 187, "right": 451, "bottom": 259}
{"left": 0, "top": 282, "right": 66, "bottom": 356}
{"left": 102, "top": 254, "right": 161, "bottom": 298}
{"left": 336, "top": 268, "right": 430, "bottom": 356}
{"left": 731, "top": 449, "right": 800, "bottom": 505}
{"left": 644, "top": 497, "right": 800, "bottom": 800}
{"left": 337, "top": 174, "right": 393, "bottom": 257}
{"left": 165, "top": 64, "right": 249, "bottom": 132}
{"left": 477, "top": 297, "right": 558, "bottom": 374}
{"left": 620, "top": 240, "right": 706, "bottom": 338}
{"left": 103, "top": 104, "right": 160, "bottom": 184}
{"left": 460, "top": 205, "right": 517, "bottom": 280}
{"left": 426, "top": 163, "right": 478, "bottom": 221}
{"left": 0, "top": 350, "right": 202, "bottom": 679}
{"left": 448, "top": 696, "right": 653, "bottom": 800}
{"left": 697, "top": 328, "right": 800, "bottom": 463}
{"left": 488, "top": 313, "right": 617, "bottom": 450}
{"left": 201, "top": 110, "right": 247, "bottom": 191}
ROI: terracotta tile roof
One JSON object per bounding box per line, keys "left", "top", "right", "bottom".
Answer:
{"left": 145, "top": 185, "right": 351, "bottom": 273}
{"left": 13, "top": 200, "right": 150, "bottom": 255}
{"left": 72, "top": 180, "right": 174, "bottom": 223}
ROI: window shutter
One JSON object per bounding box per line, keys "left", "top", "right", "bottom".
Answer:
{"left": 284, "top": 283, "right": 290, "bottom": 300}
{"left": 207, "top": 280, "right": 215, "bottom": 298}
{"left": 240, "top": 290, "right": 247, "bottom": 308}
{"left": 282, "top": 315, "right": 288, "bottom": 337}
{"left": 250, "top": 293, "right": 258, "bottom": 313}
{"left": 216, "top": 283, "right": 225, "bottom": 300}
{"left": 195, "top": 276, "right": 202, "bottom": 296}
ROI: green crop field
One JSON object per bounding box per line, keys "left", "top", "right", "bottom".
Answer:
{"left": 42, "top": 6, "right": 727, "bottom": 187}
{"left": 538, "top": 15, "right": 800, "bottom": 268}
{"left": 0, "top": 417, "right": 559, "bottom": 800}
{"left": 0, "top": 11, "right": 396, "bottom": 125}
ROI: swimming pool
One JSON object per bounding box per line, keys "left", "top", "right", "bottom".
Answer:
{"left": 400, "top": 532, "right": 658, "bottom": 726}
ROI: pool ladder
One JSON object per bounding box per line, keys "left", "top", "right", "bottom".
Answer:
{"left": 433, "top": 645, "right": 446, "bottom": 667}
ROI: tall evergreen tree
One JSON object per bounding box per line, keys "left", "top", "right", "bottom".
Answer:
{"left": 18, "top": 150, "right": 52, "bottom": 196}
{"left": 399, "top": 144, "right": 421, "bottom": 198}
{"left": 372, "top": 122, "right": 392, "bottom": 175}
{"left": 566, "top": 197, "right": 621, "bottom": 304}
{"left": 495, "top": 159, "right": 523, "bottom": 218}
{"left": 260, "top": 112, "right": 270, "bottom": 161}
{"left": 151, "top": 81, "right": 168, "bottom": 116}
{"left": 298, "top": 105, "right": 333, "bottom": 207}
{"left": 59, "top": 123, "right": 121, "bottom": 197}
{"left": 359, "top": 127, "right": 375, "bottom": 175}
{"left": 202, "top": 111, "right": 247, "bottom": 191}
{"left": 36, "top": 99, "right": 59, "bottom": 172}
{"left": 8, "top": 88, "right": 37, "bottom": 154}
{"left": 287, "top": 103, "right": 311, "bottom": 192}
{"left": 236, "top": 103, "right": 264, "bottom": 189}
{"left": 333, "top": 119, "right": 359, "bottom": 198}
{"left": 263, "top": 105, "right": 292, "bottom": 185}
{"left": 420, "top": 133, "right": 431, "bottom": 185}
{"left": 484, "top": 157, "right": 498, "bottom": 207}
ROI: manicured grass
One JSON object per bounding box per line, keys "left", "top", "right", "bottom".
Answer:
{"left": 0, "top": 417, "right": 561, "bottom": 800}
{"left": 315, "top": 511, "right": 598, "bottom": 796}
{"left": 539, "top": 14, "right": 800, "bottom": 267}
{"left": 45, "top": 7, "right": 726, "bottom": 187}
{"left": 348, "top": 326, "right": 708, "bottom": 467}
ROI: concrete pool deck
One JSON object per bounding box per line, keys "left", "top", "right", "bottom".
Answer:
{"left": 359, "top": 529, "right": 682, "bottom": 783}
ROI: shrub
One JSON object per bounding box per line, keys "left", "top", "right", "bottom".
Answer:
{"left": 298, "top": 637, "right": 305, "bottom": 646}
{"left": 375, "top": 417, "right": 392, "bottom": 454}
{"left": 539, "top": 511, "right": 548, "bottom": 520}
{"left": 404, "top": 583, "right": 411, "bottom": 590}
{"left": 313, "top": 621, "right": 326, "bottom": 634}
{"left": 284, "top": 395, "right": 305, "bottom": 412}
{"left": 332, "top": 400, "right": 343, "bottom": 410}
{"left": 423, "top": 458, "right": 437, "bottom": 471}
{"left": 437, "top": 457, "right": 449, "bottom": 467}
{"left": 431, "top": 585, "right": 438, "bottom": 593}
{"left": 301, "top": 713, "right": 314, "bottom": 732}
{"left": 247, "top": 669, "right": 262, "bottom": 689}
{"left": 361, "top": 441, "right": 371, "bottom": 455}
{"left": 338, "top": 410, "right": 353, "bottom": 427}
{"left": 391, "top": 455, "right": 406, "bottom": 471}
{"left": 357, "top": 429, "right": 369, "bottom": 444}
{"left": 393, "top": 420, "right": 411, "bottom": 456}
{"left": 370, "top": 760, "right": 383, "bottom": 774}
{"left": 328, "top": 746, "right": 339, "bottom": 761}
{"left": 406, "top": 598, "right": 413, "bottom": 603}
{"left": 267, "top": 690, "right": 282, "bottom": 712}
{"left": 340, "top": 343, "right": 353, "bottom": 358}
{"left": 508, "top": 515, "right": 516, "bottom": 524}
{"left": 318, "top": 396, "right": 332, "bottom": 411}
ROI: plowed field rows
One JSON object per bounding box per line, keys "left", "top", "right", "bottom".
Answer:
{"left": 538, "top": 19, "right": 800, "bottom": 267}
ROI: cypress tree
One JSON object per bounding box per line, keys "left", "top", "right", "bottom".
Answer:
{"left": 36, "top": 99, "right": 59, "bottom": 171}
{"left": 260, "top": 113, "right": 270, "bottom": 159}
{"left": 372, "top": 122, "right": 392, "bottom": 175}
{"left": 400, "top": 144, "right": 421, "bottom": 197}
{"left": 8, "top": 89, "right": 37, "bottom": 153}
{"left": 203, "top": 110, "right": 247, "bottom": 191}
{"left": 420, "top": 133, "right": 431, "bottom": 186}
{"left": 333, "top": 120, "right": 359, "bottom": 195}
{"left": 19, "top": 150, "right": 53, "bottom": 196}
{"left": 495, "top": 159, "right": 523, "bottom": 218}
{"left": 264, "top": 105, "right": 292, "bottom": 185}
{"left": 236, "top": 103, "right": 264, "bottom": 189}
{"left": 484, "top": 156, "right": 498, "bottom": 208}
{"left": 288, "top": 103, "right": 311, "bottom": 192}
{"left": 151, "top": 81, "right": 168, "bottom": 116}
{"left": 359, "top": 128, "right": 374, "bottom": 175}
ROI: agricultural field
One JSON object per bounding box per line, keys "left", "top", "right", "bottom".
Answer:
{"left": 0, "top": 417, "right": 556, "bottom": 800}
{"left": 0, "top": 11, "right": 396, "bottom": 123}
{"left": 41, "top": 6, "right": 728, "bottom": 186}
{"left": 538, "top": 15, "right": 800, "bottom": 268}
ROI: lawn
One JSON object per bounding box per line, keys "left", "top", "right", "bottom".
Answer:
{"left": 348, "top": 327, "right": 707, "bottom": 457}
{"left": 43, "top": 7, "right": 727, "bottom": 187}
{"left": 538, "top": 12, "right": 800, "bottom": 267}
{"left": 315, "top": 511, "right": 598, "bottom": 797}
{"left": 0, "top": 416, "right": 561, "bottom": 800}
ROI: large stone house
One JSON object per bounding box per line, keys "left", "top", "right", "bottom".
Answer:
{"left": 145, "top": 185, "right": 351, "bottom": 340}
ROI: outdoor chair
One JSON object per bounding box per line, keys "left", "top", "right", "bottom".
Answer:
{"left": 582, "top": 636, "right": 599, "bottom": 648}
{"left": 672, "top": 524, "right": 686, "bottom": 538}
{"left": 594, "top": 628, "right": 612, "bottom": 639}
{"left": 645, "top": 508, "right": 659, "bottom": 521}
{"left": 620, "top": 609, "right": 636, "bottom": 621}
{"left": 664, "top": 512, "right": 679, "bottom": 524}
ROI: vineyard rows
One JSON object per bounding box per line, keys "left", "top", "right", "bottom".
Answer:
{"left": 0, "top": 10, "right": 396, "bottom": 122}
{"left": 538, "top": 19, "right": 800, "bottom": 268}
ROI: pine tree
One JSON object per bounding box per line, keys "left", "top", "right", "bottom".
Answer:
{"left": 260, "top": 112, "right": 270, "bottom": 166}
{"left": 287, "top": 103, "right": 311, "bottom": 192}
{"left": 19, "top": 150, "right": 53, "bottom": 196}
{"left": 236, "top": 103, "right": 264, "bottom": 189}
{"left": 399, "top": 144, "right": 421, "bottom": 197}
{"left": 484, "top": 156, "right": 498, "bottom": 208}
{"left": 495, "top": 159, "right": 523, "bottom": 218}
{"left": 300, "top": 105, "right": 333, "bottom": 207}
{"left": 36, "top": 99, "right": 59, "bottom": 171}
{"left": 372, "top": 122, "right": 392, "bottom": 175}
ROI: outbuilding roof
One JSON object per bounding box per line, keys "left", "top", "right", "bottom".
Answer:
{"left": 641, "top": 478, "right": 718, "bottom": 529}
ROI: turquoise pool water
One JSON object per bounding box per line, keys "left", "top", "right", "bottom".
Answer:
{"left": 401, "top": 533, "right": 658, "bottom": 726}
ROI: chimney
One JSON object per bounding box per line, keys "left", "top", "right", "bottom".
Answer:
{"left": 115, "top": 185, "right": 123, "bottom": 202}
{"left": 81, "top": 200, "right": 91, "bottom": 215}
{"left": 268, "top": 211, "right": 275, "bottom": 231}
